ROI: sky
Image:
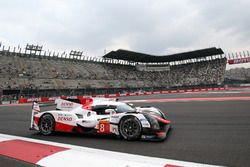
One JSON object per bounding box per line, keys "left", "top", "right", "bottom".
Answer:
{"left": 0, "top": 0, "right": 250, "bottom": 68}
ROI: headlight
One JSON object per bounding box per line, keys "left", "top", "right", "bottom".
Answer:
{"left": 76, "top": 114, "right": 83, "bottom": 119}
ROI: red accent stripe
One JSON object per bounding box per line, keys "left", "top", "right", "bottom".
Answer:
{"left": 0, "top": 139, "right": 69, "bottom": 164}
{"left": 33, "top": 109, "right": 41, "bottom": 112}
{"left": 34, "top": 116, "right": 39, "bottom": 126}
{"left": 55, "top": 122, "right": 76, "bottom": 132}
{"left": 152, "top": 115, "right": 171, "bottom": 124}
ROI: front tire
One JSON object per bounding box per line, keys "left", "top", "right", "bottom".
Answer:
{"left": 119, "top": 116, "right": 142, "bottom": 140}
{"left": 39, "top": 114, "right": 55, "bottom": 135}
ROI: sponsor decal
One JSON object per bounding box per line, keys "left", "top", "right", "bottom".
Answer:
{"left": 112, "top": 127, "right": 118, "bottom": 133}
{"left": 141, "top": 135, "right": 155, "bottom": 139}
{"left": 110, "top": 117, "right": 119, "bottom": 123}
{"left": 61, "top": 102, "right": 74, "bottom": 108}
{"left": 57, "top": 116, "right": 72, "bottom": 121}
{"left": 27, "top": 97, "right": 42, "bottom": 102}
{"left": 228, "top": 57, "right": 250, "bottom": 64}
{"left": 109, "top": 124, "right": 119, "bottom": 135}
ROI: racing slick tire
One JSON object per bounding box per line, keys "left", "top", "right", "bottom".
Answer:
{"left": 119, "top": 116, "right": 142, "bottom": 141}
{"left": 39, "top": 114, "right": 55, "bottom": 135}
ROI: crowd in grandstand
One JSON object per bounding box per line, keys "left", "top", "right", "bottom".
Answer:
{"left": 0, "top": 50, "right": 227, "bottom": 91}
{"left": 225, "top": 68, "right": 250, "bottom": 81}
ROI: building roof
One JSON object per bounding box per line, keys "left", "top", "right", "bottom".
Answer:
{"left": 103, "top": 47, "right": 224, "bottom": 63}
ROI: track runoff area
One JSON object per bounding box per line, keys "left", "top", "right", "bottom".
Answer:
{"left": 0, "top": 89, "right": 250, "bottom": 167}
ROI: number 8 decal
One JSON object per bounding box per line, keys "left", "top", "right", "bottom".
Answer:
{"left": 98, "top": 121, "right": 110, "bottom": 134}
{"left": 100, "top": 123, "right": 105, "bottom": 132}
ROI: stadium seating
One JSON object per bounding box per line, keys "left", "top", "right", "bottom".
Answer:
{"left": 0, "top": 51, "right": 227, "bottom": 92}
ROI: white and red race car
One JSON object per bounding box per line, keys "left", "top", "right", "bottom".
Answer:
{"left": 30, "top": 97, "right": 171, "bottom": 141}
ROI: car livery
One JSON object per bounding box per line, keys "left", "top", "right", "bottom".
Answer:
{"left": 30, "top": 98, "right": 171, "bottom": 141}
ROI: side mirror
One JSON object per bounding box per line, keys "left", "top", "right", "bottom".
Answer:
{"left": 105, "top": 109, "right": 116, "bottom": 114}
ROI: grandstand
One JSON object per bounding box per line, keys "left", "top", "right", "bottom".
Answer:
{"left": 0, "top": 44, "right": 227, "bottom": 98}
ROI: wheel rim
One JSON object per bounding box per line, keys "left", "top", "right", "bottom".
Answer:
{"left": 40, "top": 116, "right": 53, "bottom": 134}
{"left": 121, "top": 118, "right": 140, "bottom": 138}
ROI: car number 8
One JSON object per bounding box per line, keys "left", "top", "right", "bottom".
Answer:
{"left": 100, "top": 123, "right": 105, "bottom": 132}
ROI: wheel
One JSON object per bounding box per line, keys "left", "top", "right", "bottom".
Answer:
{"left": 39, "top": 114, "right": 55, "bottom": 135}
{"left": 119, "top": 116, "right": 142, "bottom": 140}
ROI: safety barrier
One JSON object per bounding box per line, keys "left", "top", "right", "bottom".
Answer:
{"left": 17, "top": 87, "right": 227, "bottom": 104}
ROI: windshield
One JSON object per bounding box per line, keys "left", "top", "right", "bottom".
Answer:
{"left": 116, "top": 103, "right": 136, "bottom": 113}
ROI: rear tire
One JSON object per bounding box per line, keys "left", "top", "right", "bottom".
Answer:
{"left": 39, "top": 114, "right": 55, "bottom": 135}
{"left": 119, "top": 116, "right": 142, "bottom": 141}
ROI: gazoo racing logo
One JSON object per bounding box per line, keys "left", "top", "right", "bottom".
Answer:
{"left": 61, "top": 102, "right": 74, "bottom": 108}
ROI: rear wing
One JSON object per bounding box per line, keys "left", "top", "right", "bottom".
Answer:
{"left": 55, "top": 98, "right": 82, "bottom": 111}
{"left": 30, "top": 102, "right": 39, "bottom": 129}
{"left": 55, "top": 97, "right": 118, "bottom": 111}
{"left": 30, "top": 102, "right": 56, "bottom": 130}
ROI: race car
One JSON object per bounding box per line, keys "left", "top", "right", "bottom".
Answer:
{"left": 30, "top": 97, "right": 171, "bottom": 141}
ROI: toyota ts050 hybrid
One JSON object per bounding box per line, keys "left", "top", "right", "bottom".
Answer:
{"left": 30, "top": 97, "right": 171, "bottom": 141}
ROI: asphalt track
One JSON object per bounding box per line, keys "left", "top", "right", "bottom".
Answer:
{"left": 1, "top": 90, "right": 250, "bottom": 167}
